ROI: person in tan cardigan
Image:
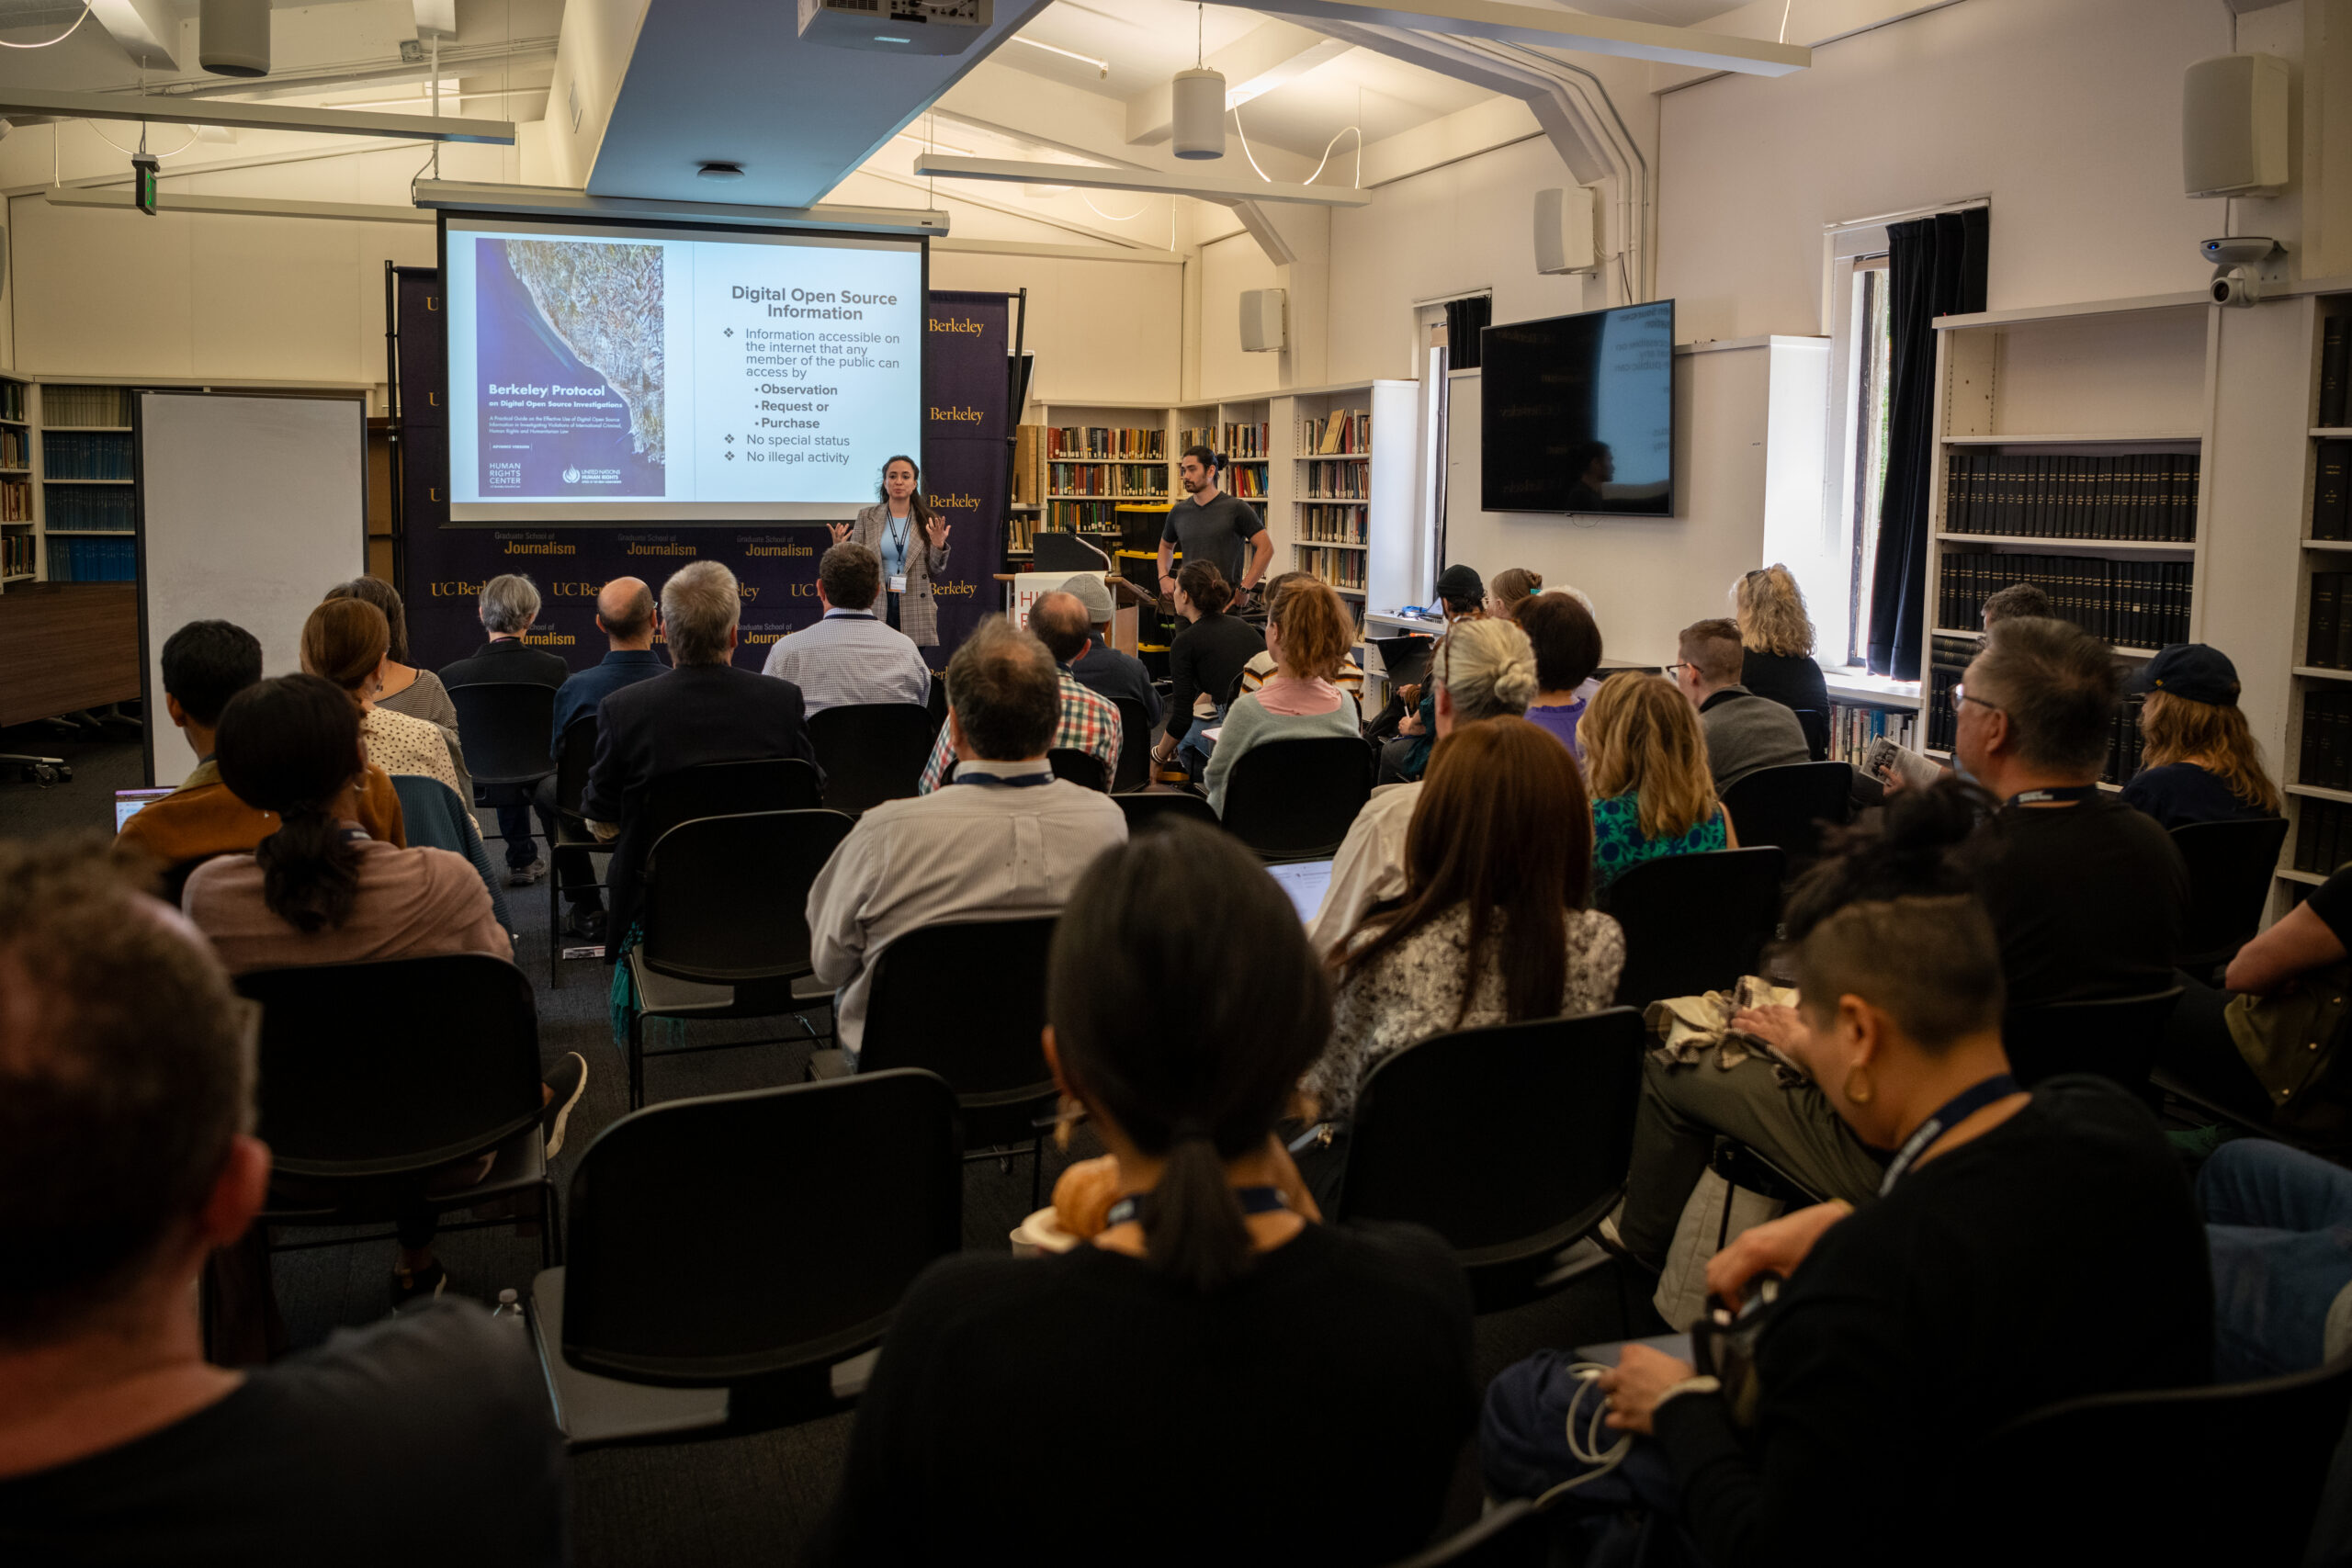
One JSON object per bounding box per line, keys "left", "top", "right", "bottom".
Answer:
{"left": 831, "top": 454, "right": 952, "bottom": 649}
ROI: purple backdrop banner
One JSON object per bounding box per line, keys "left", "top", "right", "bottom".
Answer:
{"left": 394, "top": 266, "right": 1008, "bottom": 675}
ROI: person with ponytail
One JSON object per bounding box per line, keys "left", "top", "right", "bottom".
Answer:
{"left": 816, "top": 823, "right": 1476, "bottom": 1566}
{"left": 300, "top": 597, "right": 468, "bottom": 795}
{"left": 1151, "top": 558, "right": 1260, "bottom": 782}
{"left": 1484, "top": 781, "right": 2212, "bottom": 1562}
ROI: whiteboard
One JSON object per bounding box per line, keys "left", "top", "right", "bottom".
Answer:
{"left": 137, "top": 392, "right": 368, "bottom": 785}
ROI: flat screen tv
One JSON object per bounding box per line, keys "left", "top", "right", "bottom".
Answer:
{"left": 1479, "top": 299, "right": 1674, "bottom": 516}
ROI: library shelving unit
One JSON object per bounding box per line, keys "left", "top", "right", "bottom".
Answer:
{"left": 1919, "top": 294, "right": 2212, "bottom": 794}
{"left": 1265, "top": 381, "right": 1419, "bottom": 646}
{"left": 2284, "top": 288, "right": 2352, "bottom": 907}
{"left": 1019, "top": 400, "right": 1173, "bottom": 561}
{"left": 36, "top": 383, "right": 140, "bottom": 586}
{"left": 0, "top": 376, "right": 31, "bottom": 589}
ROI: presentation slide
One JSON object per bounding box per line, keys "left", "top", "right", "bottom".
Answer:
{"left": 443, "top": 215, "right": 925, "bottom": 523}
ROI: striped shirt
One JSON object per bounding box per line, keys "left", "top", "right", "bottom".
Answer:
{"left": 918, "top": 668, "right": 1122, "bottom": 793}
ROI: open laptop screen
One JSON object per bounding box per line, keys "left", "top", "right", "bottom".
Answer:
{"left": 114, "top": 788, "right": 174, "bottom": 833}
{"left": 1264, "top": 858, "right": 1335, "bottom": 926}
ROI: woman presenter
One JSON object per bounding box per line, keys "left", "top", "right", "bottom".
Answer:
{"left": 832, "top": 454, "right": 953, "bottom": 653}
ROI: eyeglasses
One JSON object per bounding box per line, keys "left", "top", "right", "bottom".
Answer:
{"left": 1664, "top": 661, "right": 1695, "bottom": 677}
{"left": 1952, "top": 682, "right": 2001, "bottom": 714}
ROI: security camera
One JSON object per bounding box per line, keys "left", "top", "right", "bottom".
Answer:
{"left": 2212, "top": 266, "right": 2262, "bottom": 308}
{"left": 2202, "top": 235, "right": 2280, "bottom": 266}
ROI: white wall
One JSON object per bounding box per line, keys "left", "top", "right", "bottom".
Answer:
{"left": 927, "top": 248, "right": 1182, "bottom": 406}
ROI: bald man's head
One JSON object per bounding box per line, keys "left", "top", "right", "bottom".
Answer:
{"left": 597, "top": 578, "right": 656, "bottom": 649}
{"left": 1028, "top": 591, "right": 1091, "bottom": 665}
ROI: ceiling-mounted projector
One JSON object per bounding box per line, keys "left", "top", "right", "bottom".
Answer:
{"left": 798, "top": 0, "right": 992, "bottom": 55}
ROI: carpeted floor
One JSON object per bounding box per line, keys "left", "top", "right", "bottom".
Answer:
{"left": 4, "top": 743, "right": 1668, "bottom": 1567}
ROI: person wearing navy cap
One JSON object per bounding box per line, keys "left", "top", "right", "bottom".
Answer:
{"left": 2120, "top": 643, "right": 2282, "bottom": 829}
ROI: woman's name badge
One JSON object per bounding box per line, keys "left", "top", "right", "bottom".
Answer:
{"left": 889, "top": 574, "right": 909, "bottom": 594}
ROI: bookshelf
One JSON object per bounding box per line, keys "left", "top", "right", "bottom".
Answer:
{"left": 34, "top": 385, "right": 138, "bottom": 585}
{"left": 0, "top": 376, "right": 29, "bottom": 588}
{"left": 1012, "top": 400, "right": 1174, "bottom": 559}
{"left": 2285, "top": 291, "right": 2352, "bottom": 903}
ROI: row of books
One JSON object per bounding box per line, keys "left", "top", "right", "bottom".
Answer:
{"left": 1046, "top": 500, "right": 1121, "bottom": 533}
{"left": 43, "top": 487, "right": 134, "bottom": 530}
{"left": 1940, "top": 452, "right": 2199, "bottom": 541}
{"left": 45, "top": 536, "right": 136, "bottom": 581}
{"left": 1225, "top": 466, "right": 1266, "bottom": 500}
{"left": 1296, "top": 504, "right": 1367, "bottom": 546}
{"left": 1929, "top": 656, "right": 2149, "bottom": 784}
{"left": 2295, "top": 799, "right": 2352, "bottom": 876}
{"left": 1299, "top": 410, "right": 1370, "bottom": 456}
{"left": 1010, "top": 424, "right": 1050, "bottom": 506}
{"left": 1294, "top": 548, "right": 1367, "bottom": 592}
{"left": 1174, "top": 423, "right": 1271, "bottom": 461}
{"left": 2306, "top": 576, "right": 2352, "bottom": 669}
{"left": 0, "top": 380, "right": 26, "bottom": 423}
{"left": 1303, "top": 468, "right": 1369, "bottom": 501}
{"left": 1824, "top": 704, "right": 1919, "bottom": 767}
{"left": 1045, "top": 425, "right": 1165, "bottom": 461}
{"left": 43, "top": 431, "right": 132, "bottom": 479}
{"left": 2323, "top": 319, "right": 2350, "bottom": 430}
{"left": 2311, "top": 442, "right": 2352, "bottom": 540}
{"left": 0, "top": 429, "right": 27, "bottom": 468}
{"left": 1046, "top": 462, "right": 1168, "bottom": 499}
{"left": 42, "top": 386, "right": 130, "bottom": 427}
{"left": 1937, "top": 554, "right": 2192, "bottom": 649}
{"left": 2299, "top": 690, "right": 2352, "bottom": 789}
{"left": 0, "top": 480, "right": 28, "bottom": 522}
{"left": 2, "top": 529, "right": 31, "bottom": 577}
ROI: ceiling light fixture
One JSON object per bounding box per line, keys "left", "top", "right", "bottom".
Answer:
{"left": 1010, "top": 36, "right": 1108, "bottom": 78}
{"left": 1170, "top": 5, "right": 1222, "bottom": 161}
{"left": 198, "top": 0, "right": 271, "bottom": 78}
{"left": 697, "top": 161, "right": 747, "bottom": 181}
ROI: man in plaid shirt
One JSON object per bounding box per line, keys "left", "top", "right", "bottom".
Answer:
{"left": 918, "top": 594, "right": 1122, "bottom": 792}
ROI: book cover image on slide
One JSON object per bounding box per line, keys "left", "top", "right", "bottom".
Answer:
{"left": 475, "top": 236, "right": 666, "bottom": 499}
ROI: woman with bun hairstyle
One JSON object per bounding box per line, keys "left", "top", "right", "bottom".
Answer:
{"left": 1152, "top": 558, "right": 1262, "bottom": 783}
{"left": 1733, "top": 564, "right": 1831, "bottom": 728}
{"left": 300, "top": 597, "right": 467, "bottom": 795}
{"left": 2120, "top": 643, "right": 2281, "bottom": 828}
{"left": 1485, "top": 780, "right": 2212, "bottom": 1562}
{"left": 1486, "top": 565, "right": 1544, "bottom": 620}
{"left": 1582, "top": 673, "right": 1736, "bottom": 892}
{"left": 815, "top": 822, "right": 1476, "bottom": 1564}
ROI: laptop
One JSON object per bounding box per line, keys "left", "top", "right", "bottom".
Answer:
{"left": 1265, "top": 858, "right": 1335, "bottom": 925}
{"left": 114, "top": 787, "right": 174, "bottom": 833}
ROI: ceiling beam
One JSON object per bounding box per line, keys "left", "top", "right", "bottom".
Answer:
{"left": 1236, "top": 0, "right": 1809, "bottom": 75}
{"left": 912, "top": 152, "right": 1371, "bottom": 208}
{"left": 86, "top": 0, "right": 179, "bottom": 71}
{"left": 411, "top": 180, "right": 948, "bottom": 236}
{"left": 0, "top": 88, "right": 515, "bottom": 144}
{"left": 46, "top": 188, "right": 435, "bottom": 224}
{"left": 1124, "top": 21, "right": 1354, "bottom": 146}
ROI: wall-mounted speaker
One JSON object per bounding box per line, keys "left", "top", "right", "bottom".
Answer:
{"left": 2183, "top": 53, "right": 2290, "bottom": 198}
{"left": 1239, "top": 288, "right": 1286, "bottom": 354}
{"left": 1533, "top": 186, "right": 1600, "bottom": 276}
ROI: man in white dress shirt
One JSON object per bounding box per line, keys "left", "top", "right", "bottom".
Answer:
{"left": 760, "top": 542, "right": 932, "bottom": 714}
{"left": 805, "top": 615, "right": 1127, "bottom": 1066}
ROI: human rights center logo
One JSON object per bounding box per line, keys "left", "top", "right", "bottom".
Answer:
{"left": 562, "top": 466, "right": 582, "bottom": 485}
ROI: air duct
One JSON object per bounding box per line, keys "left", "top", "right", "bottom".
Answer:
{"left": 1171, "top": 68, "right": 1226, "bottom": 160}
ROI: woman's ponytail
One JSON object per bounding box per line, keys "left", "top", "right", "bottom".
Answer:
{"left": 214, "top": 673, "right": 370, "bottom": 935}
{"left": 254, "top": 805, "right": 362, "bottom": 933}
{"left": 1144, "top": 1126, "right": 1255, "bottom": 1293}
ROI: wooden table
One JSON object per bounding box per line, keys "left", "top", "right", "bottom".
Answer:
{"left": 0, "top": 582, "right": 141, "bottom": 728}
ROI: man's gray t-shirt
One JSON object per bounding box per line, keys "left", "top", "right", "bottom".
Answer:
{"left": 1162, "top": 492, "right": 1264, "bottom": 588}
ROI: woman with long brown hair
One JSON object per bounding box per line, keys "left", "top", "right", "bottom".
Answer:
{"left": 2120, "top": 644, "right": 2281, "bottom": 827}
{"left": 1304, "top": 717, "right": 1624, "bottom": 1122}
{"left": 300, "top": 598, "right": 467, "bottom": 794}
{"left": 1583, "top": 672, "right": 1736, "bottom": 891}
{"left": 831, "top": 454, "right": 952, "bottom": 650}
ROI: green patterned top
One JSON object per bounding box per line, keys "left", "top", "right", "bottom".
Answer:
{"left": 1590, "top": 793, "right": 1728, "bottom": 891}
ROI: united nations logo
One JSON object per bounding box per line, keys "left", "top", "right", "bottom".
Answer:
{"left": 561, "top": 466, "right": 582, "bottom": 485}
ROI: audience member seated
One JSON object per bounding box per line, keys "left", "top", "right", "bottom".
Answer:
{"left": 1149, "top": 560, "right": 1261, "bottom": 784}
{"left": 1982, "top": 580, "right": 2053, "bottom": 628}
{"left": 1307, "top": 616, "right": 1537, "bottom": 953}
{"left": 812, "top": 822, "right": 1476, "bottom": 1565}
{"left": 439, "top": 573, "right": 567, "bottom": 888}
{"left": 1380, "top": 563, "right": 1487, "bottom": 785}
{"left": 916, "top": 593, "right": 1119, "bottom": 792}
{"left": 1058, "top": 571, "right": 1163, "bottom": 728}
{"left": 0, "top": 838, "right": 568, "bottom": 1561}
{"left": 2120, "top": 643, "right": 2281, "bottom": 828}
{"left": 1515, "top": 591, "right": 1604, "bottom": 760}
{"left": 1485, "top": 565, "right": 1543, "bottom": 620}
{"left": 807, "top": 616, "right": 1125, "bottom": 1067}
{"left": 2200, "top": 1138, "right": 2352, "bottom": 1381}
{"left": 1203, "top": 576, "right": 1360, "bottom": 816}
{"left": 1485, "top": 790, "right": 2213, "bottom": 1564}
{"left": 1298, "top": 720, "right": 1623, "bottom": 1201}
{"left": 323, "top": 576, "right": 458, "bottom": 742}
{"left": 545, "top": 577, "right": 667, "bottom": 942}
{"left": 119, "top": 620, "right": 403, "bottom": 886}
{"left": 1585, "top": 673, "right": 1736, "bottom": 894}
{"left": 759, "top": 543, "right": 930, "bottom": 714}
{"left": 300, "top": 599, "right": 465, "bottom": 795}
{"left": 1240, "top": 570, "right": 1364, "bottom": 706}
{"left": 1731, "top": 565, "right": 1831, "bottom": 720}
{"left": 583, "top": 560, "right": 816, "bottom": 954}
{"left": 1673, "top": 617, "right": 1811, "bottom": 792}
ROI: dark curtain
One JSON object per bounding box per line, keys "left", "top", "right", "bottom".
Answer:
{"left": 1445, "top": 295, "right": 1492, "bottom": 370}
{"left": 1867, "top": 208, "right": 1988, "bottom": 680}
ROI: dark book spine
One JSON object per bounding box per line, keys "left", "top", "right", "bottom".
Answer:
{"left": 2323, "top": 317, "right": 2350, "bottom": 430}
{"left": 2318, "top": 442, "right": 2350, "bottom": 542}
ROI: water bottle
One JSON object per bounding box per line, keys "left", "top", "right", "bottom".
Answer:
{"left": 491, "top": 1287, "right": 526, "bottom": 1328}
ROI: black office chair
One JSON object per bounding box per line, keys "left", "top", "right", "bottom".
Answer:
{"left": 1943, "top": 1349, "right": 2352, "bottom": 1562}
{"left": 1112, "top": 696, "right": 1153, "bottom": 793}
{"left": 639, "top": 756, "right": 824, "bottom": 843}
{"left": 1048, "top": 748, "right": 1110, "bottom": 791}
{"left": 808, "top": 703, "right": 935, "bottom": 816}
{"left": 1720, "top": 761, "right": 1854, "bottom": 867}
{"left": 626, "top": 808, "right": 854, "bottom": 1109}
{"left": 1792, "top": 707, "right": 1830, "bottom": 762}
{"left": 447, "top": 681, "right": 559, "bottom": 842}
{"left": 808, "top": 916, "right": 1061, "bottom": 1206}
{"left": 545, "top": 712, "right": 611, "bottom": 988}
{"left": 1116, "top": 791, "right": 1222, "bottom": 834}
{"left": 1381, "top": 1499, "right": 1544, "bottom": 1568}
{"left": 2002, "top": 987, "right": 2183, "bottom": 1092}
{"left": 1602, "top": 847, "right": 1788, "bottom": 1009}
{"left": 234, "top": 954, "right": 559, "bottom": 1275}
{"left": 1708, "top": 1136, "right": 1827, "bottom": 1255}
{"left": 2173, "top": 816, "right": 2292, "bottom": 974}
{"left": 925, "top": 673, "right": 948, "bottom": 738}
{"left": 1220, "top": 735, "right": 1376, "bottom": 861}
{"left": 1339, "top": 1009, "right": 1648, "bottom": 1314}
{"left": 532, "top": 1069, "right": 963, "bottom": 1449}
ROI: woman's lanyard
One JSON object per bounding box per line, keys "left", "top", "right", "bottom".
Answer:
{"left": 885, "top": 509, "right": 911, "bottom": 576}
{"left": 1104, "top": 1184, "right": 1289, "bottom": 1229}
{"left": 1878, "top": 1074, "right": 2022, "bottom": 1195}
{"left": 2007, "top": 784, "right": 2102, "bottom": 807}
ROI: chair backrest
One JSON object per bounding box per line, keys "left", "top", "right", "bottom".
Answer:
{"left": 447, "top": 681, "right": 560, "bottom": 787}
{"left": 860, "top": 916, "right": 1060, "bottom": 1147}
{"left": 1046, "top": 748, "right": 1109, "bottom": 791}
{"left": 640, "top": 809, "right": 856, "bottom": 984}
{"left": 1603, "top": 847, "right": 1787, "bottom": 1009}
{"left": 925, "top": 673, "right": 947, "bottom": 738}
{"left": 2172, "top": 816, "right": 2292, "bottom": 963}
{"left": 1340, "top": 1010, "right": 1646, "bottom": 1311}
{"left": 235, "top": 953, "right": 542, "bottom": 1179}
{"left": 561, "top": 1069, "right": 964, "bottom": 1387}
{"left": 388, "top": 773, "right": 514, "bottom": 933}
{"left": 554, "top": 713, "right": 601, "bottom": 817}
{"left": 1220, "top": 735, "right": 1376, "bottom": 860}
{"left": 2003, "top": 987, "right": 2183, "bottom": 1090}
{"left": 1112, "top": 696, "right": 1153, "bottom": 793}
{"left": 808, "top": 703, "right": 937, "bottom": 816}
{"left": 1947, "top": 1349, "right": 2352, "bottom": 1562}
{"left": 639, "top": 757, "right": 823, "bottom": 852}
{"left": 1720, "top": 761, "right": 1853, "bottom": 863}
{"left": 1116, "top": 791, "right": 1223, "bottom": 835}
{"left": 1792, "top": 707, "right": 1830, "bottom": 761}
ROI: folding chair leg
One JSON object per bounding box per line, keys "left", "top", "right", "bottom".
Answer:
{"left": 547, "top": 870, "right": 560, "bottom": 991}
{"left": 629, "top": 1012, "right": 645, "bottom": 1111}
{"left": 539, "top": 1175, "right": 561, "bottom": 1269}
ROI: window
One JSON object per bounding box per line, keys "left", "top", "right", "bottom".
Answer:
{"left": 1826, "top": 252, "right": 1894, "bottom": 669}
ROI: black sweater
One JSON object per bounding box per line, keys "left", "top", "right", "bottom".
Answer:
{"left": 1164, "top": 612, "right": 1266, "bottom": 740}
{"left": 1651, "top": 1077, "right": 2211, "bottom": 1566}
{"left": 1735, "top": 649, "right": 1828, "bottom": 719}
